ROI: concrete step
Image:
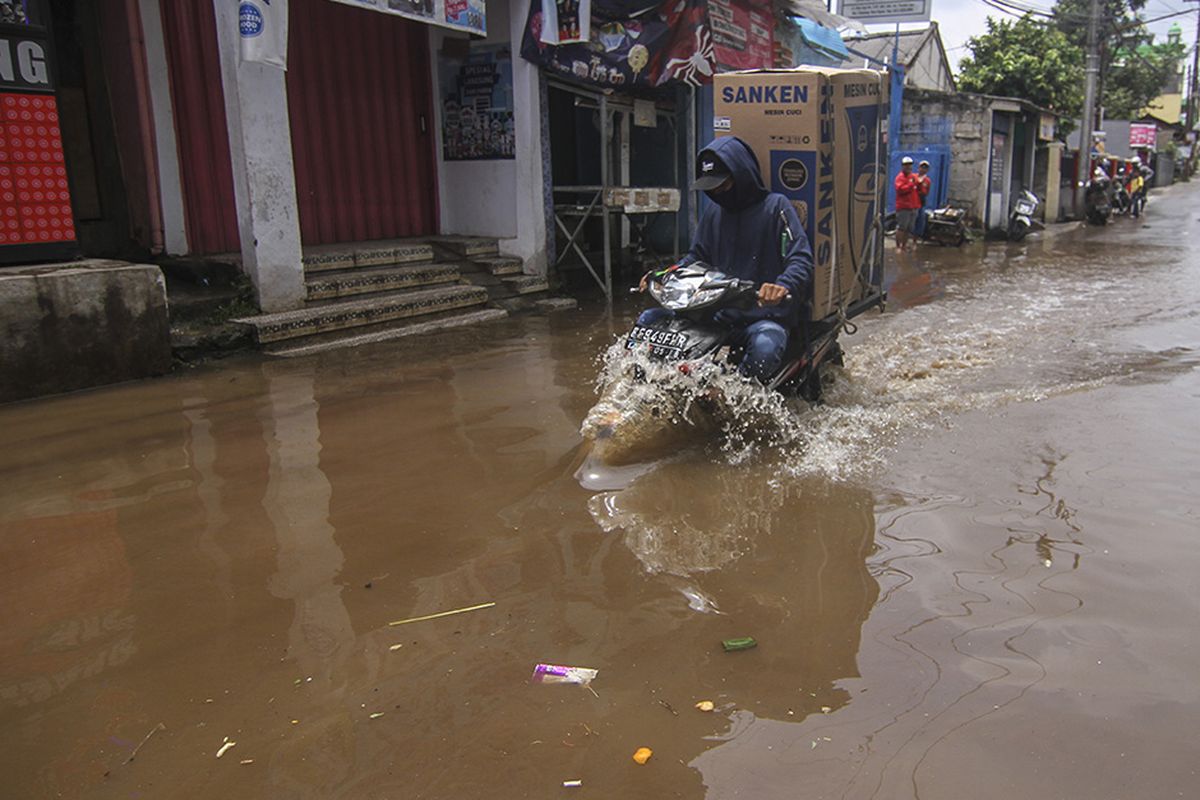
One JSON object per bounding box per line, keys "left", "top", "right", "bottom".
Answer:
{"left": 266, "top": 308, "right": 509, "bottom": 358}
{"left": 428, "top": 235, "right": 500, "bottom": 258}
{"left": 302, "top": 240, "right": 436, "bottom": 273}
{"left": 232, "top": 284, "right": 489, "bottom": 345}
{"left": 502, "top": 274, "right": 551, "bottom": 295}
{"left": 306, "top": 263, "right": 460, "bottom": 301}
{"left": 471, "top": 255, "right": 523, "bottom": 276}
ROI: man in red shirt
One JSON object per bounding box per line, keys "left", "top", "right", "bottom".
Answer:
{"left": 894, "top": 156, "right": 921, "bottom": 252}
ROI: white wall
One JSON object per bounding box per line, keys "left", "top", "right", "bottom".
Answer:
{"left": 430, "top": 0, "right": 547, "bottom": 274}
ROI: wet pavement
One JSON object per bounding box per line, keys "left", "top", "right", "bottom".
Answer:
{"left": 2, "top": 183, "right": 1199, "bottom": 799}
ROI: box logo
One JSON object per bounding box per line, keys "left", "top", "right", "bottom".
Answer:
{"left": 778, "top": 159, "right": 808, "bottom": 191}
{"left": 720, "top": 84, "right": 810, "bottom": 104}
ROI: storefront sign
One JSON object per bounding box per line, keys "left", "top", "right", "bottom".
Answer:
{"left": 330, "top": 0, "right": 486, "bottom": 36}
{"left": 0, "top": 0, "right": 76, "bottom": 258}
{"left": 1038, "top": 113, "right": 1055, "bottom": 142}
{"left": 709, "top": 0, "right": 773, "bottom": 71}
{"left": 0, "top": 35, "right": 52, "bottom": 91}
{"left": 837, "top": 0, "right": 931, "bottom": 25}
{"left": 439, "top": 45, "right": 514, "bottom": 161}
{"left": 1129, "top": 122, "right": 1156, "bottom": 148}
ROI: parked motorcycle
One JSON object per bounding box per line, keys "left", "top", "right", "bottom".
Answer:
{"left": 1008, "top": 189, "right": 1040, "bottom": 241}
{"left": 1111, "top": 180, "right": 1131, "bottom": 216}
{"left": 1084, "top": 170, "right": 1112, "bottom": 226}
{"left": 922, "top": 207, "right": 969, "bottom": 246}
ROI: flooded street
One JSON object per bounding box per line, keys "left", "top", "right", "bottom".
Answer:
{"left": 3, "top": 184, "right": 1199, "bottom": 800}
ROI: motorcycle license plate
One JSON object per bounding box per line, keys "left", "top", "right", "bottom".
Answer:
{"left": 626, "top": 325, "right": 688, "bottom": 357}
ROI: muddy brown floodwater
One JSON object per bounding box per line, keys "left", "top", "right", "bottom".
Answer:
{"left": 3, "top": 185, "right": 1199, "bottom": 800}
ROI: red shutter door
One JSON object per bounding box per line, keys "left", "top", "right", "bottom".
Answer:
{"left": 158, "top": 0, "right": 240, "bottom": 255}
{"left": 287, "top": 0, "right": 439, "bottom": 245}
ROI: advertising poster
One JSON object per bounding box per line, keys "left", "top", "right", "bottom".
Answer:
{"left": 440, "top": 45, "right": 515, "bottom": 161}
{"left": 708, "top": 0, "right": 773, "bottom": 71}
{"left": 1129, "top": 123, "right": 1156, "bottom": 149}
{"left": 520, "top": 0, "right": 713, "bottom": 88}
{"left": 330, "top": 0, "right": 486, "bottom": 36}
{"left": 540, "top": 0, "right": 591, "bottom": 45}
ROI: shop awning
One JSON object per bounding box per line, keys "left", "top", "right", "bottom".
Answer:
{"left": 792, "top": 16, "right": 850, "bottom": 60}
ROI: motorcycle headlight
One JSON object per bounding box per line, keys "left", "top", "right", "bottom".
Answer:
{"left": 649, "top": 280, "right": 724, "bottom": 310}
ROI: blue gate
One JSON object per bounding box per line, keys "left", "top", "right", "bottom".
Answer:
{"left": 888, "top": 147, "right": 951, "bottom": 236}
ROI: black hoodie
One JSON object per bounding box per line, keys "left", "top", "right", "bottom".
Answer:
{"left": 681, "top": 136, "right": 813, "bottom": 323}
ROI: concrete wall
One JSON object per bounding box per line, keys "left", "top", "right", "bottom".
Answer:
{"left": 0, "top": 262, "right": 170, "bottom": 403}
{"left": 430, "top": 0, "right": 548, "bottom": 275}
{"left": 903, "top": 89, "right": 992, "bottom": 225}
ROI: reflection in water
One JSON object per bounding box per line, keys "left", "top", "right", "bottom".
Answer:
{"left": 590, "top": 457, "right": 880, "bottom": 720}
{"left": 260, "top": 372, "right": 353, "bottom": 673}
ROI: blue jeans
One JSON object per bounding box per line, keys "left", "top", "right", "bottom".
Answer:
{"left": 636, "top": 308, "right": 788, "bottom": 382}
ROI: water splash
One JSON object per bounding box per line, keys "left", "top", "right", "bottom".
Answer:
{"left": 582, "top": 253, "right": 1195, "bottom": 484}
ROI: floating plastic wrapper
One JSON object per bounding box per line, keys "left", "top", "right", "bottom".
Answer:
{"left": 530, "top": 663, "right": 598, "bottom": 685}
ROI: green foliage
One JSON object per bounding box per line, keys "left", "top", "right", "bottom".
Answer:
{"left": 956, "top": 2, "right": 1186, "bottom": 125}
{"left": 1052, "top": 0, "right": 1183, "bottom": 119}
{"left": 958, "top": 15, "right": 1084, "bottom": 116}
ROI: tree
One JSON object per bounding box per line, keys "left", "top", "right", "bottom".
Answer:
{"left": 1051, "top": 0, "right": 1182, "bottom": 120}
{"left": 958, "top": 15, "right": 1085, "bottom": 117}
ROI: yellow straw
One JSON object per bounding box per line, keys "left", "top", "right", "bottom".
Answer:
{"left": 387, "top": 601, "right": 496, "bottom": 627}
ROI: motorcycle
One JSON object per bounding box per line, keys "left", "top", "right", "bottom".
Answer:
{"left": 1111, "top": 180, "right": 1131, "bottom": 216}
{"left": 581, "top": 264, "right": 882, "bottom": 466}
{"left": 1007, "top": 189, "right": 1040, "bottom": 241}
{"left": 626, "top": 264, "right": 858, "bottom": 400}
{"left": 1084, "top": 171, "right": 1112, "bottom": 225}
{"left": 922, "top": 206, "right": 969, "bottom": 246}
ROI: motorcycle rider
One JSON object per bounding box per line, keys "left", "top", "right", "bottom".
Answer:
{"left": 638, "top": 137, "right": 813, "bottom": 382}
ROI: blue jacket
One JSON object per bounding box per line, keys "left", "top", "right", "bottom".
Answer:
{"left": 680, "top": 137, "right": 813, "bottom": 324}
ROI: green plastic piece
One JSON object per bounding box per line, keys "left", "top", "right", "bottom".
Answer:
{"left": 722, "top": 637, "right": 758, "bottom": 652}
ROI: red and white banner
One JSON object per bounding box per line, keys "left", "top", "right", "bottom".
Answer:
{"left": 708, "top": 0, "right": 773, "bottom": 71}
{"left": 1129, "top": 123, "right": 1156, "bottom": 149}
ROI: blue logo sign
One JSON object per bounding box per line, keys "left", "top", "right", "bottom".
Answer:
{"left": 239, "top": 3, "right": 264, "bottom": 38}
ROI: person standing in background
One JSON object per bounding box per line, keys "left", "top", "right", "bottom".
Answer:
{"left": 893, "top": 157, "right": 921, "bottom": 252}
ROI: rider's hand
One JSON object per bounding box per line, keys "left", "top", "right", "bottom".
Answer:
{"left": 758, "top": 283, "right": 789, "bottom": 306}
{"left": 638, "top": 272, "right": 651, "bottom": 293}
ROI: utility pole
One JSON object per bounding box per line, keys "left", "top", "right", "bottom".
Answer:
{"left": 1075, "top": 0, "right": 1102, "bottom": 216}
{"left": 1188, "top": 0, "right": 1200, "bottom": 130}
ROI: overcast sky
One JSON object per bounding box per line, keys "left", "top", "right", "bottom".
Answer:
{"left": 854, "top": 0, "right": 1200, "bottom": 75}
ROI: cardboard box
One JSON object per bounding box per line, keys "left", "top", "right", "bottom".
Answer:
{"left": 713, "top": 68, "right": 884, "bottom": 321}
{"left": 829, "top": 69, "right": 885, "bottom": 313}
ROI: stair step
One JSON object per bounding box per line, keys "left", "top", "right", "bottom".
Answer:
{"left": 232, "top": 284, "right": 489, "bottom": 344}
{"left": 306, "top": 263, "right": 460, "bottom": 301}
{"left": 430, "top": 235, "right": 500, "bottom": 258}
{"left": 302, "top": 240, "right": 435, "bottom": 273}
{"left": 502, "top": 275, "right": 550, "bottom": 295}
{"left": 266, "top": 308, "right": 509, "bottom": 358}
{"left": 472, "top": 255, "right": 523, "bottom": 276}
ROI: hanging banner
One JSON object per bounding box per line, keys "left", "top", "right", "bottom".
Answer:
{"left": 330, "top": 0, "right": 486, "bottom": 36}
{"left": 439, "top": 45, "right": 515, "bottom": 161}
{"left": 708, "top": 0, "right": 773, "bottom": 71}
{"left": 540, "top": 0, "right": 592, "bottom": 44}
{"left": 520, "top": 0, "right": 713, "bottom": 88}
{"left": 239, "top": 0, "right": 289, "bottom": 70}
